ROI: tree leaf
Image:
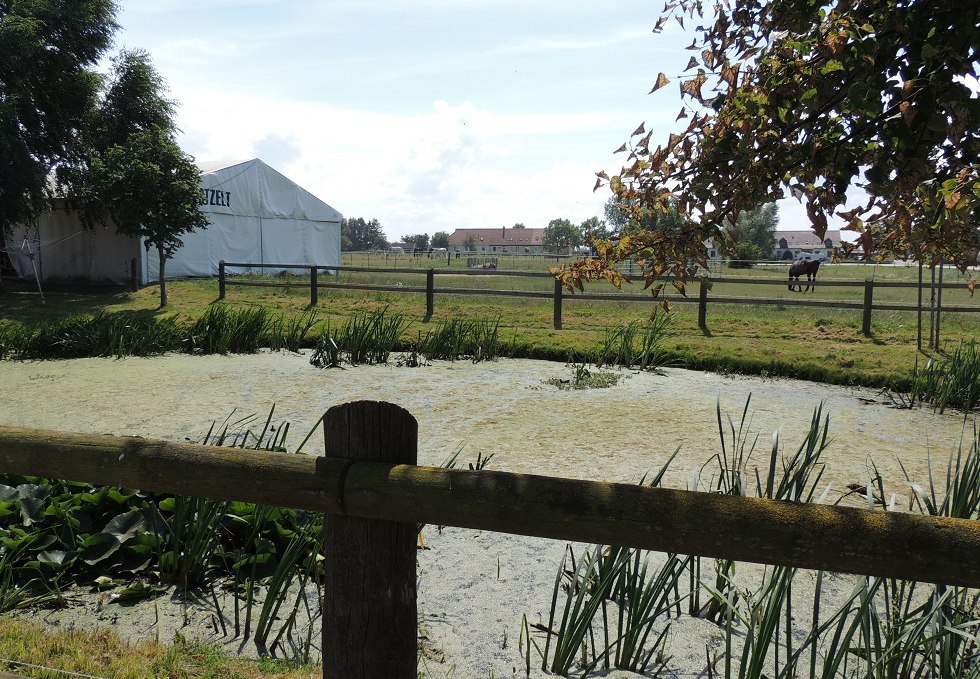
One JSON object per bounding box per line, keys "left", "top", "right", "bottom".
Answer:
{"left": 649, "top": 73, "right": 670, "bottom": 93}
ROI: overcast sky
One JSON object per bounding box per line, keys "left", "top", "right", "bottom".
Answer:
{"left": 113, "top": 0, "right": 816, "bottom": 241}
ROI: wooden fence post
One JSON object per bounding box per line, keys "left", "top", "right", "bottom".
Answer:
{"left": 323, "top": 401, "right": 418, "bottom": 679}
{"left": 553, "top": 279, "right": 563, "bottom": 330}
{"left": 698, "top": 278, "right": 708, "bottom": 334}
{"left": 218, "top": 260, "right": 226, "bottom": 299}
{"left": 424, "top": 268, "right": 434, "bottom": 322}
{"left": 862, "top": 278, "right": 874, "bottom": 337}
{"left": 310, "top": 266, "right": 318, "bottom": 307}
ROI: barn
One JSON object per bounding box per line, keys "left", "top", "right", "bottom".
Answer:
{"left": 1, "top": 159, "right": 342, "bottom": 285}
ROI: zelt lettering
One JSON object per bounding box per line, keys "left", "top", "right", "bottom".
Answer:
{"left": 199, "top": 188, "right": 232, "bottom": 208}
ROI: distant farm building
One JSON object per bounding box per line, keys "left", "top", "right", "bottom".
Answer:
{"left": 447, "top": 227, "right": 546, "bottom": 253}
{"left": 775, "top": 230, "right": 841, "bottom": 261}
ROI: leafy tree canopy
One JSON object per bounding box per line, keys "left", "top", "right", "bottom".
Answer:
{"left": 431, "top": 231, "right": 450, "bottom": 248}
{"left": 81, "top": 126, "right": 208, "bottom": 307}
{"left": 341, "top": 217, "right": 388, "bottom": 251}
{"left": 0, "top": 0, "right": 117, "bottom": 236}
{"left": 733, "top": 203, "right": 779, "bottom": 260}
{"left": 92, "top": 48, "right": 176, "bottom": 151}
{"left": 579, "top": 216, "right": 611, "bottom": 243}
{"left": 512, "top": 222, "right": 526, "bottom": 229}
{"left": 561, "top": 0, "right": 980, "bottom": 296}
{"left": 543, "top": 218, "right": 582, "bottom": 251}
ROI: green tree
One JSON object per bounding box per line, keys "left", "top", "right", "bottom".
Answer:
{"left": 65, "top": 49, "right": 178, "bottom": 225}
{"left": 543, "top": 218, "right": 582, "bottom": 253}
{"left": 0, "top": 0, "right": 117, "bottom": 237}
{"left": 90, "top": 49, "right": 176, "bottom": 151}
{"left": 463, "top": 233, "right": 477, "bottom": 251}
{"left": 566, "top": 0, "right": 980, "bottom": 293}
{"left": 729, "top": 242, "right": 763, "bottom": 269}
{"left": 579, "top": 216, "right": 610, "bottom": 244}
{"left": 404, "top": 233, "right": 430, "bottom": 251}
{"left": 341, "top": 217, "right": 387, "bottom": 251}
{"left": 431, "top": 231, "right": 450, "bottom": 248}
{"left": 512, "top": 222, "right": 526, "bottom": 229}
{"left": 604, "top": 195, "right": 684, "bottom": 236}
{"left": 733, "top": 204, "right": 779, "bottom": 261}
{"left": 81, "top": 126, "right": 208, "bottom": 307}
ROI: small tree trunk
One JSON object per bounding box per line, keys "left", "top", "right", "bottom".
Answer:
{"left": 157, "top": 244, "right": 168, "bottom": 308}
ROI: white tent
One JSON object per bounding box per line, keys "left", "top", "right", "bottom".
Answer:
{"left": 3, "top": 158, "right": 342, "bottom": 285}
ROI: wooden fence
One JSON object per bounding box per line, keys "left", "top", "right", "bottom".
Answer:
{"left": 217, "top": 261, "right": 977, "bottom": 338}
{"left": 3, "top": 401, "right": 980, "bottom": 677}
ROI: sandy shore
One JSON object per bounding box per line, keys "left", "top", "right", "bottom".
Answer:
{"left": 1, "top": 353, "right": 973, "bottom": 676}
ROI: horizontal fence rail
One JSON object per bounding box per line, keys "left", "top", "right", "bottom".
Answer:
{"left": 3, "top": 421, "right": 980, "bottom": 585}
{"left": 5, "top": 401, "right": 980, "bottom": 677}
{"left": 217, "top": 261, "right": 978, "bottom": 336}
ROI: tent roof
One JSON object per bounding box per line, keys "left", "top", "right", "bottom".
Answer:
{"left": 197, "top": 158, "right": 342, "bottom": 223}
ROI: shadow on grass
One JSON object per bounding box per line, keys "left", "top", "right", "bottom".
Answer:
{"left": 0, "top": 280, "right": 158, "bottom": 323}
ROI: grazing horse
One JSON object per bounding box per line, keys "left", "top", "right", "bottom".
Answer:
{"left": 788, "top": 259, "right": 821, "bottom": 292}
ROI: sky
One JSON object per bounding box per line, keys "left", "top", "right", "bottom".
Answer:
{"left": 112, "top": 0, "right": 818, "bottom": 242}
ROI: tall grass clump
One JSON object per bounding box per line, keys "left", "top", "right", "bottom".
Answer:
{"left": 595, "top": 313, "right": 674, "bottom": 370}
{"left": 897, "top": 341, "right": 980, "bottom": 413}
{"left": 335, "top": 306, "right": 405, "bottom": 365}
{"left": 0, "top": 312, "right": 184, "bottom": 359}
{"left": 266, "top": 309, "right": 319, "bottom": 353}
{"left": 416, "top": 316, "right": 502, "bottom": 363}
{"left": 185, "top": 305, "right": 271, "bottom": 354}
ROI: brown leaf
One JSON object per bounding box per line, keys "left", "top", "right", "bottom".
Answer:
{"left": 968, "top": 280, "right": 976, "bottom": 296}
{"left": 900, "top": 101, "right": 916, "bottom": 128}
{"left": 649, "top": 73, "right": 670, "bottom": 93}
{"left": 614, "top": 142, "right": 628, "bottom": 154}
{"left": 680, "top": 72, "right": 708, "bottom": 103}
{"left": 632, "top": 122, "right": 646, "bottom": 137}
{"left": 676, "top": 107, "right": 688, "bottom": 121}
{"left": 593, "top": 177, "right": 603, "bottom": 192}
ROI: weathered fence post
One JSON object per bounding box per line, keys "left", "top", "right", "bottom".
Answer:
{"left": 698, "top": 278, "right": 709, "bottom": 334}
{"left": 424, "top": 268, "right": 434, "bottom": 322}
{"left": 553, "top": 278, "right": 563, "bottom": 330}
{"left": 323, "top": 401, "right": 418, "bottom": 679}
{"left": 310, "top": 266, "right": 318, "bottom": 307}
{"left": 218, "top": 260, "right": 226, "bottom": 299}
{"left": 862, "top": 278, "right": 874, "bottom": 337}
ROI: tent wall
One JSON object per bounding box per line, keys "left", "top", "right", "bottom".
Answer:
{"left": 4, "top": 213, "right": 138, "bottom": 285}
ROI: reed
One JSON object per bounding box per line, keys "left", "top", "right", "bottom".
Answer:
{"left": 417, "top": 316, "right": 503, "bottom": 363}
{"left": 594, "top": 314, "right": 675, "bottom": 370}
{"left": 0, "top": 312, "right": 185, "bottom": 359}
{"left": 336, "top": 306, "right": 405, "bottom": 365}
{"left": 907, "top": 341, "right": 980, "bottom": 412}
{"left": 185, "top": 305, "right": 271, "bottom": 354}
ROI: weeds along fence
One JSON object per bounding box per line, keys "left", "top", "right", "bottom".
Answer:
{"left": 217, "top": 261, "right": 978, "bottom": 336}
{"left": 3, "top": 400, "right": 980, "bottom": 678}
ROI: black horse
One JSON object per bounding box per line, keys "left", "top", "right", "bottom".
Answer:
{"left": 788, "top": 259, "right": 821, "bottom": 292}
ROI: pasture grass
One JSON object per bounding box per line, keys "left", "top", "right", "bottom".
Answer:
{"left": 0, "top": 618, "right": 319, "bottom": 678}
{"left": 1, "top": 260, "right": 978, "bottom": 393}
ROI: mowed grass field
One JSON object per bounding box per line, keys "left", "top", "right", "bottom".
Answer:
{"left": 1, "top": 257, "right": 977, "bottom": 390}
